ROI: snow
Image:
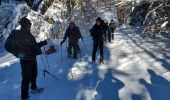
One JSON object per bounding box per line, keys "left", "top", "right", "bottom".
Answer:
{"left": 1, "top": 24, "right": 170, "bottom": 100}
{"left": 0, "top": 53, "right": 18, "bottom": 68}
{"left": 0, "top": 2, "right": 170, "bottom": 100}
{"left": 0, "top": 3, "right": 30, "bottom": 38}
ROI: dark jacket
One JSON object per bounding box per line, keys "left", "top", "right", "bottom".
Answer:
{"left": 14, "top": 29, "right": 47, "bottom": 59}
{"left": 103, "top": 22, "right": 109, "bottom": 33}
{"left": 109, "top": 21, "right": 116, "bottom": 32}
{"left": 63, "top": 26, "right": 82, "bottom": 43}
{"left": 90, "top": 22, "right": 105, "bottom": 42}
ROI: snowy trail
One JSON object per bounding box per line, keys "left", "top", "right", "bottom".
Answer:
{"left": 0, "top": 27, "right": 170, "bottom": 100}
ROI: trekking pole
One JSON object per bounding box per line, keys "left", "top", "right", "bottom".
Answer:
{"left": 79, "top": 51, "right": 82, "bottom": 61}
{"left": 81, "top": 40, "right": 89, "bottom": 54}
{"left": 79, "top": 47, "right": 82, "bottom": 62}
{"left": 68, "top": 57, "right": 74, "bottom": 79}
{"left": 40, "top": 55, "right": 47, "bottom": 77}
{"left": 61, "top": 45, "right": 62, "bottom": 61}
{"left": 43, "top": 69, "right": 59, "bottom": 80}
{"left": 43, "top": 47, "right": 50, "bottom": 68}
{"left": 40, "top": 55, "right": 59, "bottom": 80}
{"left": 66, "top": 40, "right": 74, "bottom": 79}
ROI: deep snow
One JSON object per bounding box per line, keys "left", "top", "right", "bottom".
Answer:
{"left": 0, "top": 25, "right": 170, "bottom": 100}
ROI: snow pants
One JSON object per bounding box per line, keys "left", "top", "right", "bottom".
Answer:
{"left": 67, "top": 41, "right": 80, "bottom": 59}
{"left": 108, "top": 29, "right": 114, "bottom": 42}
{"left": 104, "top": 32, "right": 107, "bottom": 42}
{"left": 20, "top": 58, "right": 38, "bottom": 99}
{"left": 92, "top": 40, "right": 104, "bottom": 62}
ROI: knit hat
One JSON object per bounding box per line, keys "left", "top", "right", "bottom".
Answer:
{"left": 96, "top": 17, "right": 102, "bottom": 22}
{"left": 70, "top": 21, "right": 75, "bottom": 25}
{"left": 19, "top": 17, "right": 31, "bottom": 27}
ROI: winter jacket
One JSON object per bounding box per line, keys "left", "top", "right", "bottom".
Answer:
{"left": 109, "top": 22, "right": 116, "bottom": 32}
{"left": 103, "top": 22, "right": 109, "bottom": 33}
{"left": 90, "top": 22, "right": 105, "bottom": 42}
{"left": 14, "top": 29, "right": 47, "bottom": 60}
{"left": 63, "top": 26, "right": 82, "bottom": 43}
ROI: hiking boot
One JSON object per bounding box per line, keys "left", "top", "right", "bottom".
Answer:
{"left": 99, "top": 58, "right": 104, "bottom": 64}
{"left": 22, "top": 96, "right": 29, "bottom": 100}
{"left": 67, "top": 54, "right": 72, "bottom": 58}
{"left": 77, "top": 50, "right": 80, "bottom": 54}
{"left": 91, "top": 61, "right": 95, "bottom": 64}
{"left": 91, "top": 59, "right": 95, "bottom": 63}
{"left": 73, "top": 56, "right": 77, "bottom": 59}
{"left": 31, "top": 87, "right": 44, "bottom": 93}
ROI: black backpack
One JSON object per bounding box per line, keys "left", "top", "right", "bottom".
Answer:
{"left": 4, "top": 30, "right": 18, "bottom": 56}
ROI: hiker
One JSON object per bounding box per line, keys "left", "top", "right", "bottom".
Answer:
{"left": 103, "top": 21, "right": 109, "bottom": 43}
{"left": 108, "top": 19, "right": 116, "bottom": 42}
{"left": 4, "top": 17, "right": 48, "bottom": 100}
{"left": 60, "top": 21, "right": 83, "bottom": 59}
{"left": 90, "top": 17, "right": 105, "bottom": 63}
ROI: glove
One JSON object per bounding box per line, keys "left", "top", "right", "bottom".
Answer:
{"left": 45, "top": 45, "right": 57, "bottom": 55}
{"left": 40, "top": 40, "right": 48, "bottom": 46}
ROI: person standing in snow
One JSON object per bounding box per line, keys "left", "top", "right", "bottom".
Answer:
{"left": 90, "top": 17, "right": 105, "bottom": 63}
{"left": 108, "top": 19, "right": 116, "bottom": 42}
{"left": 103, "top": 21, "right": 109, "bottom": 43}
{"left": 61, "top": 21, "right": 83, "bottom": 59}
{"left": 14, "top": 17, "right": 47, "bottom": 100}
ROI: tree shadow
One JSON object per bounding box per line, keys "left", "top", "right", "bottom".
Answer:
{"left": 139, "top": 69, "right": 170, "bottom": 100}
{"left": 120, "top": 28, "right": 170, "bottom": 71}
{"left": 132, "top": 94, "right": 142, "bottom": 100}
{"left": 0, "top": 62, "right": 21, "bottom": 99}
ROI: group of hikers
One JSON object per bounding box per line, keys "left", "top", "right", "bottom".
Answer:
{"left": 4, "top": 16, "right": 116, "bottom": 100}
{"left": 61, "top": 17, "right": 116, "bottom": 61}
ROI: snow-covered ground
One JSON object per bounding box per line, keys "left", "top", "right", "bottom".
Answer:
{"left": 0, "top": 2, "right": 170, "bottom": 99}
{"left": 0, "top": 25, "right": 170, "bottom": 100}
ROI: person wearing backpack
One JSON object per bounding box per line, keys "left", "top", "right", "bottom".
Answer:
{"left": 60, "top": 21, "right": 83, "bottom": 59}
{"left": 4, "top": 17, "right": 47, "bottom": 100}
{"left": 103, "top": 21, "right": 109, "bottom": 43}
{"left": 108, "top": 19, "right": 116, "bottom": 42}
{"left": 90, "top": 17, "right": 105, "bottom": 63}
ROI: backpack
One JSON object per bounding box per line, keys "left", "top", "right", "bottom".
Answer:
{"left": 110, "top": 22, "right": 116, "bottom": 28}
{"left": 4, "top": 30, "right": 18, "bottom": 56}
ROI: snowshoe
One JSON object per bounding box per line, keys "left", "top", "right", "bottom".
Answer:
{"left": 77, "top": 50, "right": 80, "bottom": 54}
{"left": 22, "top": 98, "right": 29, "bottom": 100}
{"left": 30, "top": 87, "right": 44, "bottom": 94}
{"left": 22, "top": 96, "right": 30, "bottom": 100}
{"left": 99, "top": 58, "right": 104, "bottom": 64}
{"left": 91, "top": 61, "right": 95, "bottom": 64}
{"left": 73, "top": 56, "right": 77, "bottom": 60}
{"left": 91, "top": 59, "right": 95, "bottom": 63}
